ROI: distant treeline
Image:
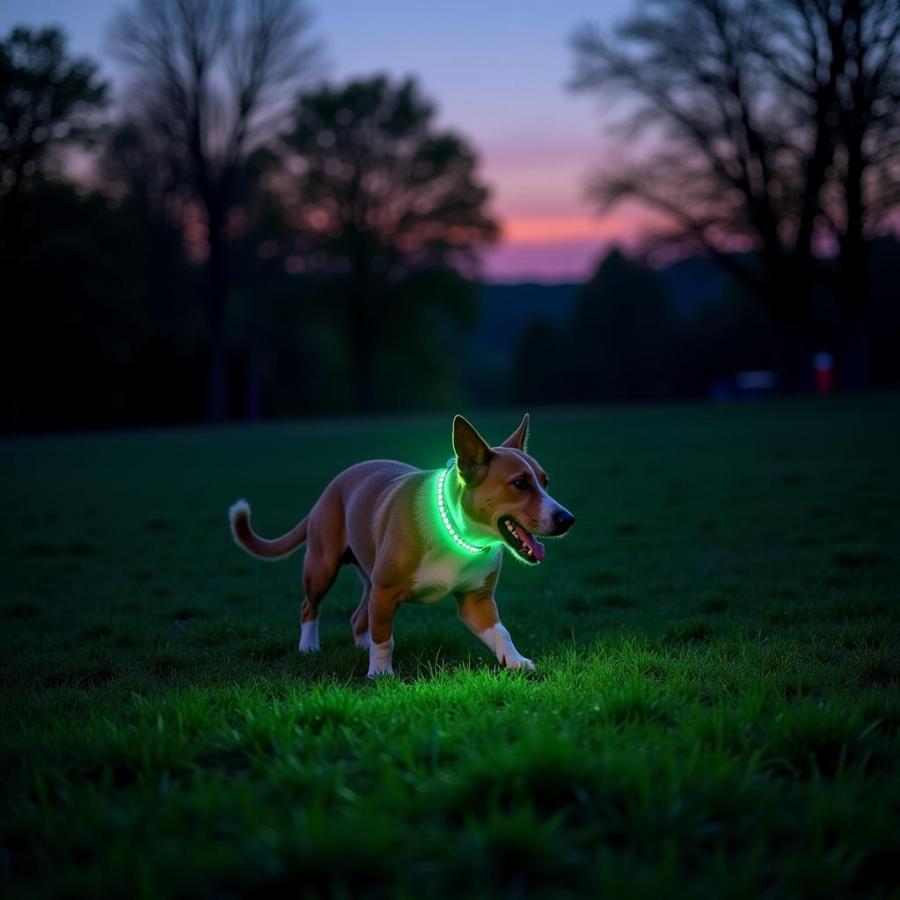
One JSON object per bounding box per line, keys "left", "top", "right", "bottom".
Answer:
{"left": 1, "top": 19, "right": 494, "bottom": 432}
{"left": 2, "top": 174, "right": 483, "bottom": 430}
{"left": 502, "top": 243, "right": 900, "bottom": 405}
{"left": 2, "top": 4, "right": 899, "bottom": 433}
{"left": 7, "top": 165, "right": 899, "bottom": 432}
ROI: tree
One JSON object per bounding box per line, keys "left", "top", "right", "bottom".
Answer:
{"left": 570, "top": 0, "right": 900, "bottom": 388}
{"left": 109, "top": 0, "right": 320, "bottom": 420}
{"left": 760, "top": 0, "right": 900, "bottom": 384}
{"left": 569, "top": 249, "right": 673, "bottom": 400}
{"left": 0, "top": 26, "right": 107, "bottom": 200}
{"left": 280, "top": 75, "right": 499, "bottom": 410}
{"left": 827, "top": 0, "right": 900, "bottom": 383}
{"left": 0, "top": 26, "right": 108, "bottom": 430}
{"left": 510, "top": 316, "right": 569, "bottom": 405}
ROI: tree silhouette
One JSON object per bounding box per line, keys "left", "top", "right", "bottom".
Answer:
{"left": 109, "top": 0, "right": 320, "bottom": 420}
{"left": 280, "top": 75, "right": 499, "bottom": 410}
{"left": 826, "top": 0, "right": 900, "bottom": 383}
{"left": 569, "top": 249, "right": 672, "bottom": 400}
{"left": 1, "top": 26, "right": 108, "bottom": 430}
{"left": 0, "top": 26, "right": 107, "bottom": 200}
{"left": 570, "top": 0, "right": 900, "bottom": 387}
{"left": 511, "top": 316, "right": 568, "bottom": 405}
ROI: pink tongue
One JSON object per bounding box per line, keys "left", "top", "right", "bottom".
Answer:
{"left": 517, "top": 527, "right": 546, "bottom": 561}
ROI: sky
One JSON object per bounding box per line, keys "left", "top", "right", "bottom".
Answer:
{"left": 0, "top": 0, "right": 644, "bottom": 282}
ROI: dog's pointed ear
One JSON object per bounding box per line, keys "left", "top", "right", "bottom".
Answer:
{"left": 453, "top": 415, "right": 493, "bottom": 483}
{"left": 501, "top": 413, "right": 530, "bottom": 452}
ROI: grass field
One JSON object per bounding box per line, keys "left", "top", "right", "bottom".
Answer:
{"left": 2, "top": 397, "right": 900, "bottom": 898}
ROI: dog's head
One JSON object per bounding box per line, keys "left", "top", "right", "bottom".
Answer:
{"left": 451, "top": 414, "right": 575, "bottom": 565}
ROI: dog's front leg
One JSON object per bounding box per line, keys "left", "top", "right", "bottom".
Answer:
{"left": 457, "top": 589, "right": 534, "bottom": 672}
{"left": 367, "top": 584, "right": 403, "bottom": 678}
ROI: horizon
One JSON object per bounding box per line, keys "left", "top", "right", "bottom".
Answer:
{"left": 0, "top": 0, "right": 643, "bottom": 284}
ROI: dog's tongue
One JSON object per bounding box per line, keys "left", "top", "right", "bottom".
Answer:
{"left": 519, "top": 527, "right": 546, "bottom": 562}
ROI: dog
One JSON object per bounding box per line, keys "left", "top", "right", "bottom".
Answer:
{"left": 229, "top": 414, "right": 575, "bottom": 677}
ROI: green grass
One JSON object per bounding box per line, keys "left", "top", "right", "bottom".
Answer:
{"left": 2, "top": 397, "right": 899, "bottom": 899}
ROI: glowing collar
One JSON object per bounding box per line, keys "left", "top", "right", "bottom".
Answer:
{"left": 435, "top": 466, "right": 490, "bottom": 554}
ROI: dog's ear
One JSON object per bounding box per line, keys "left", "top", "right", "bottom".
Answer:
{"left": 501, "top": 413, "right": 530, "bottom": 452}
{"left": 453, "top": 415, "right": 493, "bottom": 483}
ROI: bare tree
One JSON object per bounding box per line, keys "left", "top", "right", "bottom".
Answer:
{"left": 829, "top": 0, "right": 900, "bottom": 382}
{"left": 109, "top": 0, "right": 320, "bottom": 420}
{"left": 570, "top": 0, "right": 900, "bottom": 387}
{"left": 762, "top": 0, "right": 900, "bottom": 381}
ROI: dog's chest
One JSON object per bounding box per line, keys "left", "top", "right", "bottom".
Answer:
{"left": 410, "top": 547, "right": 501, "bottom": 603}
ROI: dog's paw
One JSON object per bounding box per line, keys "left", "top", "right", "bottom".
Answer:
{"left": 501, "top": 653, "right": 535, "bottom": 672}
{"left": 367, "top": 665, "right": 394, "bottom": 678}
{"left": 367, "top": 637, "right": 393, "bottom": 677}
{"left": 354, "top": 632, "right": 371, "bottom": 650}
{"left": 299, "top": 621, "right": 320, "bottom": 653}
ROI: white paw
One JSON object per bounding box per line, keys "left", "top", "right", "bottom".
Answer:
{"left": 354, "top": 632, "right": 371, "bottom": 650}
{"left": 367, "top": 637, "right": 394, "bottom": 678}
{"left": 299, "top": 620, "right": 319, "bottom": 652}
{"left": 479, "top": 624, "right": 535, "bottom": 672}
{"left": 501, "top": 652, "right": 535, "bottom": 672}
{"left": 367, "top": 665, "right": 394, "bottom": 678}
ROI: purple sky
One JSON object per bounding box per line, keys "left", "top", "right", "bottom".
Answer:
{"left": 0, "top": 0, "right": 640, "bottom": 282}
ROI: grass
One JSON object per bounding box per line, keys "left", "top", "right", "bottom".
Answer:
{"left": 2, "top": 396, "right": 899, "bottom": 899}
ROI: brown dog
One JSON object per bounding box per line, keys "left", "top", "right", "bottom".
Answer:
{"left": 229, "top": 414, "right": 574, "bottom": 676}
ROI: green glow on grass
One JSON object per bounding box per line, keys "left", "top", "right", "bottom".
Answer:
{"left": 435, "top": 466, "right": 492, "bottom": 554}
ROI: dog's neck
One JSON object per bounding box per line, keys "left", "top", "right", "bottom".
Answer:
{"left": 420, "top": 463, "right": 493, "bottom": 554}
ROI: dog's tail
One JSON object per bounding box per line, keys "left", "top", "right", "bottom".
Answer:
{"left": 229, "top": 500, "right": 309, "bottom": 561}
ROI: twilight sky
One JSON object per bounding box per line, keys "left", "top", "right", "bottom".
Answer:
{"left": 1, "top": 0, "right": 645, "bottom": 282}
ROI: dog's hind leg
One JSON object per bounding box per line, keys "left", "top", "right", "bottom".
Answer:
{"left": 297, "top": 524, "right": 344, "bottom": 653}
{"left": 298, "top": 558, "right": 338, "bottom": 653}
{"left": 349, "top": 564, "right": 371, "bottom": 649}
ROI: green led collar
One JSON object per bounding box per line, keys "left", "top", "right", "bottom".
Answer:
{"left": 436, "top": 467, "right": 490, "bottom": 554}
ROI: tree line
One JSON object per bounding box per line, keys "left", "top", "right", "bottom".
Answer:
{"left": 570, "top": 0, "right": 900, "bottom": 390}
{"left": 509, "top": 241, "right": 900, "bottom": 405}
{"left": 1, "top": 1, "right": 496, "bottom": 431}
{"left": 1, "top": 0, "right": 898, "bottom": 432}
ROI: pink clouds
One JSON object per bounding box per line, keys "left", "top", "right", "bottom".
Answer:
{"left": 477, "top": 139, "right": 662, "bottom": 282}
{"left": 480, "top": 204, "right": 667, "bottom": 283}
{"left": 501, "top": 214, "right": 641, "bottom": 244}
{"left": 480, "top": 239, "right": 606, "bottom": 283}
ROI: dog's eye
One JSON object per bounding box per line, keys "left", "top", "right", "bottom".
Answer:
{"left": 512, "top": 478, "right": 529, "bottom": 491}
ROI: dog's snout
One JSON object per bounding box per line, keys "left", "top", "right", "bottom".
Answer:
{"left": 552, "top": 509, "right": 575, "bottom": 535}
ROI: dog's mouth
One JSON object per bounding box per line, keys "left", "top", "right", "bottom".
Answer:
{"left": 497, "top": 515, "right": 545, "bottom": 565}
